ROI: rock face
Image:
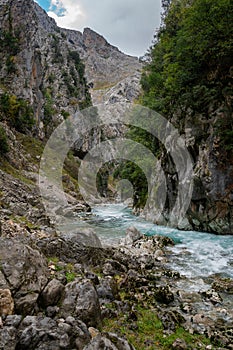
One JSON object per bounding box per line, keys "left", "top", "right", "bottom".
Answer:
{"left": 0, "top": 0, "right": 91, "bottom": 136}
{"left": 0, "top": 0, "right": 141, "bottom": 137}
{"left": 63, "top": 27, "right": 141, "bottom": 90}
{"left": 141, "top": 110, "right": 233, "bottom": 234}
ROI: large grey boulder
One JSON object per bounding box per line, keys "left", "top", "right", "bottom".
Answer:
{"left": 60, "top": 279, "right": 102, "bottom": 328}
{"left": 39, "top": 279, "right": 65, "bottom": 308}
{"left": 0, "top": 326, "right": 17, "bottom": 350}
{"left": 15, "top": 315, "right": 91, "bottom": 350}
{"left": 60, "top": 228, "right": 102, "bottom": 248}
{"left": 120, "top": 226, "right": 143, "bottom": 246}
{"left": 0, "top": 239, "right": 49, "bottom": 315}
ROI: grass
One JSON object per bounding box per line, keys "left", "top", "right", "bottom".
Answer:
{"left": 1, "top": 131, "right": 83, "bottom": 199}
{"left": 10, "top": 215, "right": 39, "bottom": 230}
{"left": 103, "top": 308, "right": 213, "bottom": 350}
{"left": 0, "top": 158, "right": 35, "bottom": 185}
{"left": 65, "top": 271, "right": 76, "bottom": 283}
{"left": 47, "top": 258, "right": 78, "bottom": 282}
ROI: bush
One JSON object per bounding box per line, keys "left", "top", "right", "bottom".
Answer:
{"left": 0, "top": 93, "right": 34, "bottom": 133}
{"left": 0, "top": 126, "right": 9, "bottom": 155}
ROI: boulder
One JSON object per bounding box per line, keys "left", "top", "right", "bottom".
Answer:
{"left": 0, "top": 289, "right": 14, "bottom": 316}
{"left": 120, "top": 226, "right": 143, "bottom": 246}
{"left": 0, "top": 326, "right": 17, "bottom": 350}
{"left": 154, "top": 285, "right": 174, "bottom": 304}
{"left": 172, "top": 338, "right": 187, "bottom": 349}
{"left": 60, "top": 228, "right": 102, "bottom": 248}
{"left": 60, "top": 279, "right": 102, "bottom": 328}
{"left": 0, "top": 239, "right": 49, "bottom": 315}
{"left": 15, "top": 315, "right": 91, "bottom": 350}
{"left": 83, "top": 332, "right": 135, "bottom": 350}
{"left": 39, "top": 279, "right": 65, "bottom": 308}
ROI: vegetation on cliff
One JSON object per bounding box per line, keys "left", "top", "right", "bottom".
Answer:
{"left": 120, "top": 0, "right": 233, "bottom": 216}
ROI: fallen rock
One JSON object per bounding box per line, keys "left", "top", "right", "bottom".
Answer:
{"left": 60, "top": 279, "right": 102, "bottom": 328}
{"left": 83, "top": 332, "right": 135, "bottom": 350}
{"left": 154, "top": 285, "right": 174, "bottom": 304}
{"left": 0, "top": 239, "right": 49, "bottom": 315}
{"left": 0, "top": 326, "right": 17, "bottom": 350}
{"left": 39, "top": 279, "right": 65, "bottom": 308}
{"left": 16, "top": 315, "right": 91, "bottom": 350}
{"left": 200, "top": 289, "right": 223, "bottom": 305}
{"left": 120, "top": 226, "right": 143, "bottom": 246}
{"left": 60, "top": 228, "right": 102, "bottom": 248}
{"left": 212, "top": 278, "right": 233, "bottom": 294}
{"left": 0, "top": 289, "right": 14, "bottom": 316}
{"left": 172, "top": 338, "right": 187, "bottom": 349}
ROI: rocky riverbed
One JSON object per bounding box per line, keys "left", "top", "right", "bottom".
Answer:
{"left": 0, "top": 224, "right": 232, "bottom": 350}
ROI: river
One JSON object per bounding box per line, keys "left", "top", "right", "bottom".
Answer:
{"left": 81, "top": 204, "right": 233, "bottom": 287}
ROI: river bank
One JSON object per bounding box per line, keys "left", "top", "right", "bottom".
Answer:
{"left": 0, "top": 212, "right": 232, "bottom": 349}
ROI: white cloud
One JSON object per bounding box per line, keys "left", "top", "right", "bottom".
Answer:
{"left": 47, "top": 0, "right": 162, "bottom": 56}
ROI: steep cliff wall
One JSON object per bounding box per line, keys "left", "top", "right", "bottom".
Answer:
{"left": 0, "top": 0, "right": 93, "bottom": 136}
{"left": 139, "top": 0, "right": 233, "bottom": 235}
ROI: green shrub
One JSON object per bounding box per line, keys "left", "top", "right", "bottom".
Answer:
{"left": 0, "top": 93, "right": 34, "bottom": 132}
{"left": 0, "top": 126, "right": 9, "bottom": 155}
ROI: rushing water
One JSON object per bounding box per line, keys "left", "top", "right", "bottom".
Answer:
{"left": 83, "top": 203, "right": 233, "bottom": 281}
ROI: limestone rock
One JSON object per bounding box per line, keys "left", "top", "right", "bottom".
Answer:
{"left": 60, "top": 279, "right": 102, "bottom": 328}
{"left": 120, "top": 226, "right": 143, "bottom": 246}
{"left": 172, "top": 338, "right": 187, "bottom": 349}
{"left": 83, "top": 333, "right": 135, "bottom": 350}
{"left": 0, "top": 289, "right": 14, "bottom": 316}
{"left": 0, "top": 239, "right": 49, "bottom": 315}
{"left": 60, "top": 228, "right": 102, "bottom": 248}
{"left": 39, "top": 279, "right": 65, "bottom": 308}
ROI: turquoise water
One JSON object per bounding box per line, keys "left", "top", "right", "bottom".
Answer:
{"left": 84, "top": 204, "right": 233, "bottom": 279}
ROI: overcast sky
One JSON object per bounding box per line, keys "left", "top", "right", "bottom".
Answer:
{"left": 36, "top": 0, "right": 162, "bottom": 57}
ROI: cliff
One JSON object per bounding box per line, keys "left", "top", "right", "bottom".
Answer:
{"left": 0, "top": 0, "right": 141, "bottom": 138}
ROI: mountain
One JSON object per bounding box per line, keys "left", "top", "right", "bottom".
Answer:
{"left": 0, "top": 0, "right": 141, "bottom": 138}
{"left": 0, "top": 0, "right": 141, "bottom": 226}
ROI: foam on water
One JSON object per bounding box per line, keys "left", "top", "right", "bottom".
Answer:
{"left": 87, "top": 204, "right": 233, "bottom": 279}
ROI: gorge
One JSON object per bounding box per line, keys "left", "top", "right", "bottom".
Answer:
{"left": 0, "top": 0, "right": 232, "bottom": 349}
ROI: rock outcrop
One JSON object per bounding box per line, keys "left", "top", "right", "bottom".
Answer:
{"left": 0, "top": 229, "right": 232, "bottom": 349}
{"left": 0, "top": 0, "right": 92, "bottom": 136}
{"left": 0, "top": 0, "right": 141, "bottom": 138}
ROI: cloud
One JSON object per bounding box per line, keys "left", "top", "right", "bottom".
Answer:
{"left": 46, "top": 0, "right": 162, "bottom": 56}
{"left": 49, "top": 0, "right": 67, "bottom": 16}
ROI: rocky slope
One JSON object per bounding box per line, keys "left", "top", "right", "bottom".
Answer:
{"left": 0, "top": 0, "right": 141, "bottom": 136}
{"left": 0, "top": 227, "right": 232, "bottom": 349}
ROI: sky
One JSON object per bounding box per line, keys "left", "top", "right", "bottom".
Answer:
{"left": 36, "top": 0, "right": 162, "bottom": 57}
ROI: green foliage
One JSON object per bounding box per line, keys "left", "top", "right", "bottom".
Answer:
{"left": 51, "top": 34, "right": 64, "bottom": 64}
{"left": 68, "top": 50, "right": 92, "bottom": 108}
{"left": 114, "top": 161, "right": 148, "bottom": 208}
{"left": 6, "top": 55, "right": 17, "bottom": 73}
{"left": 0, "top": 126, "right": 9, "bottom": 155}
{"left": 103, "top": 307, "right": 212, "bottom": 349}
{"left": 0, "top": 30, "right": 20, "bottom": 74}
{"left": 65, "top": 271, "right": 76, "bottom": 283}
{"left": 141, "top": 0, "right": 233, "bottom": 116}
{"left": 0, "top": 30, "right": 19, "bottom": 56}
{"left": 0, "top": 93, "right": 34, "bottom": 132}
{"left": 43, "top": 88, "right": 55, "bottom": 124}
{"left": 61, "top": 109, "right": 70, "bottom": 119}
{"left": 113, "top": 125, "right": 161, "bottom": 207}
{"left": 124, "top": 0, "right": 233, "bottom": 207}
{"left": 215, "top": 109, "right": 233, "bottom": 151}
